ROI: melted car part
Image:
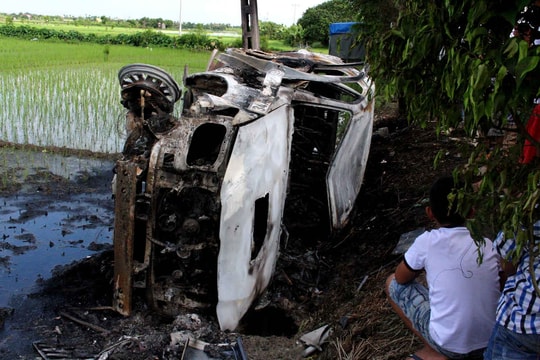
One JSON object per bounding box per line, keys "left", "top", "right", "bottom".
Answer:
{"left": 113, "top": 49, "right": 374, "bottom": 330}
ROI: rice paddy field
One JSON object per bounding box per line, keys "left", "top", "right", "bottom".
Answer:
{"left": 0, "top": 37, "right": 211, "bottom": 153}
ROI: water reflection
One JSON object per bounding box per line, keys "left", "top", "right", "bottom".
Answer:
{"left": 0, "top": 192, "right": 113, "bottom": 307}
{"left": 0, "top": 149, "right": 115, "bottom": 307}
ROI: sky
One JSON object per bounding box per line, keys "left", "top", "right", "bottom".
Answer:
{"left": 2, "top": 0, "right": 328, "bottom": 26}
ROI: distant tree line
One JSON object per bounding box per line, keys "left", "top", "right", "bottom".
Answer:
{"left": 1, "top": 12, "right": 236, "bottom": 32}
{"left": 297, "top": 0, "right": 357, "bottom": 46}
{"left": 0, "top": 24, "right": 225, "bottom": 50}
{"left": 2, "top": 0, "right": 360, "bottom": 48}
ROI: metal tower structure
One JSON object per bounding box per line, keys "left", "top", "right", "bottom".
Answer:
{"left": 240, "top": 0, "right": 260, "bottom": 50}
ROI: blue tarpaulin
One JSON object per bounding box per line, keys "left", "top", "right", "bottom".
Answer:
{"left": 329, "top": 22, "right": 358, "bottom": 35}
{"left": 328, "top": 22, "right": 364, "bottom": 61}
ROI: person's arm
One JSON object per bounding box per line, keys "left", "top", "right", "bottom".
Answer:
{"left": 493, "top": 230, "right": 518, "bottom": 289}
{"left": 394, "top": 259, "right": 421, "bottom": 284}
{"left": 501, "top": 258, "right": 517, "bottom": 276}
{"left": 499, "top": 258, "right": 517, "bottom": 290}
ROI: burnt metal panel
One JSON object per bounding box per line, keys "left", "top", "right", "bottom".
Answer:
{"left": 112, "top": 160, "right": 138, "bottom": 316}
{"left": 327, "top": 100, "right": 374, "bottom": 229}
{"left": 217, "top": 105, "right": 294, "bottom": 331}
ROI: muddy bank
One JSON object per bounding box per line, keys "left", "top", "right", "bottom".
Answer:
{"left": 0, "top": 146, "right": 117, "bottom": 358}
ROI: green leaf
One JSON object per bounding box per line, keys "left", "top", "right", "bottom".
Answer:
{"left": 515, "top": 56, "right": 540, "bottom": 84}
{"left": 473, "top": 63, "right": 490, "bottom": 89}
{"left": 519, "top": 39, "right": 530, "bottom": 61}
{"left": 390, "top": 29, "right": 405, "bottom": 40}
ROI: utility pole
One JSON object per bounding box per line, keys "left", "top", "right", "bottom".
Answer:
{"left": 240, "top": 0, "right": 260, "bottom": 50}
{"left": 292, "top": 3, "right": 300, "bottom": 24}
{"left": 178, "top": 0, "right": 182, "bottom": 35}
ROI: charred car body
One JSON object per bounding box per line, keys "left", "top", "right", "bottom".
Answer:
{"left": 112, "top": 48, "right": 374, "bottom": 331}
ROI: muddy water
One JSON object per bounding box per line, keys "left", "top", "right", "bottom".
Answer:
{"left": 0, "top": 149, "right": 115, "bottom": 308}
{"left": 0, "top": 192, "right": 113, "bottom": 307}
{"left": 0, "top": 148, "right": 116, "bottom": 358}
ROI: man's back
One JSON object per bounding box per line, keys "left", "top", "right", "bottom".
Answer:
{"left": 405, "top": 226, "right": 500, "bottom": 353}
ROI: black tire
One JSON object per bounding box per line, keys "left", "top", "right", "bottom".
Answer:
{"left": 118, "top": 63, "right": 181, "bottom": 107}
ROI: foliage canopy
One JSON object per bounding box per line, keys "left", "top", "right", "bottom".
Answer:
{"left": 361, "top": 0, "right": 540, "bottom": 274}
{"left": 297, "top": 0, "right": 356, "bottom": 46}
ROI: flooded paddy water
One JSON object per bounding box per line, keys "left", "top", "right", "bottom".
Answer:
{"left": 0, "top": 192, "right": 113, "bottom": 307}
{"left": 0, "top": 146, "right": 117, "bottom": 357}
{"left": 0, "top": 68, "right": 123, "bottom": 154}
{"left": 0, "top": 147, "right": 116, "bottom": 312}
{"left": 0, "top": 65, "right": 124, "bottom": 307}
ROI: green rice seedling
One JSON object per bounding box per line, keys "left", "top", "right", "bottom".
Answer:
{"left": 0, "top": 37, "right": 210, "bottom": 153}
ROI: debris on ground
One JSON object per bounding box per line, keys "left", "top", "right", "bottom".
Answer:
{"left": 298, "top": 325, "right": 332, "bottom": 357}
{"left": 0, "top": 101, "right": 475, "bottom": 359}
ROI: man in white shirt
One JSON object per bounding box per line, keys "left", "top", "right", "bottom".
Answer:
{"left": 385, "top": 176, "right": 501, "bottom": 360}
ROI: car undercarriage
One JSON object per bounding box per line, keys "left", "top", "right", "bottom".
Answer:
{"left": 112, "top": 48, "right": 374, "bottom": 331}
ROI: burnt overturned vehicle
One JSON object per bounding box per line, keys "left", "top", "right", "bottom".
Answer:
{"left": 112, "top": 48, "right": 374, "bottom": 331}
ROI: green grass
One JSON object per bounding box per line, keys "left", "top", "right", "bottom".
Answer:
{"left": 0, "top": 37, "right": 212, "bottom": 153}
{"left": 14, "top": 20, "right": 152, "bottom": 35}
{"left": 0, "top": 32, "right": 329, "bottom": 154}
{"left": 0, "top": 36, "right": 210, "bottom": 73}
{"left": 265, "top": 39, "right": 327, "bottom": 53}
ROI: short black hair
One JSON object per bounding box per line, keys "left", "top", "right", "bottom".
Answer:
{"left": 429, "top": 176, "right": 465, "bottom": 226}
{"left": 516, "top": 2, "right": 540, "bottom": 43}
